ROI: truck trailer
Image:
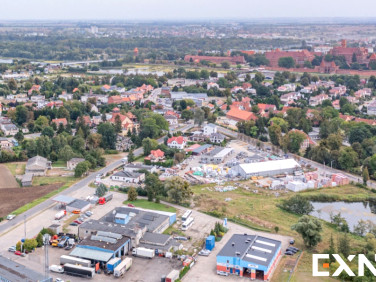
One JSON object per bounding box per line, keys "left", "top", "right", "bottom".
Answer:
{"left": 63, "top": 263, "right": 95, "bottom": 278}
{"left": 114, "top": 257, "right": 133, "bottom": 277}
{"left": 132, "top": 247, "right": 155, "bottom": 259}
{"left": 106, "top": 257, "right": 121, "bottom": 273}
{"left": 98, "top": 193, "right": 113, "bottom": 205}
{"left": 60, "top": 255, "right": 91, "bottom": 267}
{"left": 166, "top": 269, "right": 180, "bottom": 282}
{"left": 55, "top": 210, "right": 66, "bottom": 220}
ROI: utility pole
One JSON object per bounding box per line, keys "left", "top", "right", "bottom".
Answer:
{"left": 43, "top": 235, "right": 50, "bottom": 280}
{"left": 23, "top": 214, "right": 26, "bottom": 240}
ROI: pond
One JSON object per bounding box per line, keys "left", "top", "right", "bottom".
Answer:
{"left": 310, "top": 201, "right": 376, "bottom": 231}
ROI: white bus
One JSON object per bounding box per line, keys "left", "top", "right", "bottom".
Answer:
{"left": 181, "top": 217, "right": 194, "bottom": 231}
{"left": 182, "top": 210, "right": 192, "bottom": 222}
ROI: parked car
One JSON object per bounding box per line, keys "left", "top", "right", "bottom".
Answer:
{"left": 286, "top": 248, "right": 297, "bottom": 254}
{"left": 64, "top": 245, "right": 73, "bottom": 250}
{"left": 73, "top": 220, "right": 82, "bottom": 224}
{"left": 288, "top": 246, "right": 299, "bottom": 252}
{"left": 85, "top": 211, "right": 93, "bottom": 217}
{"left": 284, "top": 251, "right": 294, "bottom": 256}
{"left": 127, "top": 203, "right": 135, "bottom": 208}
{"left": 69, "top": 222, "right": 78, "bottom": 226}
{"left": 72, "top": 210, "right": 80, "bottom": 214}
{"left": 289, "top": 239, "right": 295, "bottom": 245}
{"left": 198, "top": 249, "right": 211, "bottom": 256}
{"left": 14, "top": 251, "right": 25, "bottom": 256}
{"left": 6, "top": 214, "right": 16, "bottom": 220}
{"left": 55, "top": 278, "right": 64, "bottom": 282}
{"left": 217, "top": 271, "right": 229, "bottom": 276}
{"left": 8, "top": 246, "right": 16, "bottom": 252}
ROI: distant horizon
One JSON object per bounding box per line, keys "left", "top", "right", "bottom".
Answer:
{"left": 3, "top": 0, "right": 376, "bottom": 21}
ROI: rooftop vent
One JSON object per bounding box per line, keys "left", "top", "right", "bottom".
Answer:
{"left": 232, "top": 242, "right": 235, "bottom": 247}
{"left": 236, "top": 252, "right": 240, "bottom": 256}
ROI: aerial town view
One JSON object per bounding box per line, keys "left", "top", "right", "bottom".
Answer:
{"left": 2, "top": 0, "right": 376, "bottom": 281}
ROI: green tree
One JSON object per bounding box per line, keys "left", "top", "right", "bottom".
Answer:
{"left": 269, "top": 117, "right": 288, "bottom": 133}
{"left": 23, "top": 238, "right": 38, "bottom": 252}
{"left": 72, "top": 137, "right": 85, "bottom": 153}
{"left": 128, "top": 149, "right": 135, "bottom": 163}
{"left": 337, "top": 233, "right": 350, "bottom": 257}
{"left": 280, "top": 195, "right": 314, "bottom": 215}
{"left": 363, "top": 166, "right": 370, "bottom": 185}
{"left": 338, "top": 147, "right": 359, "bottom": 171}
{"left": 291, "top": 215, "right": 322, "bottom": 248}
{"left": 142, "top": 138, "right": 159, "bottom": 156}
{"left": 254, "top": 72, "right": 265, "bottom": 83}
{"left": 58, "top": 145, "right": 75, "bottom": 162}
{"left": 128, "top": 187, "right": 138, "bottom": 201}
{"left": 145, "top": 173, "right": 163, "bottom": 201}
{"left": 41, "top": 126, "right": 54, "bottom": 138}
{"left": 181, "top": 109, "right": 193, "bottom": 121}
{"left": 268, "top": 124, "right": 282, "bottom": 146}
{"left": 74, "top": 161, "right": 89, "bottom": 177}
{"left": 278, "top": 57, "right": 295, "bottom": 68}
{"left": 36, "top": 233, "right": 44, "bottom": 247}
{"left": 36, "top": 136, "right": 52, "bottom": 157}
{"left": 221, "top": 61, "right": 230, "bottom": 69}
{"left": 194, "top": 108, "right": 205, "bottom": 126}
{"left": 15, "top": 105, "right": 28, "bottom": 126}
{"left": 282, "top": 131, "right": 306, "bottom": 153}
{"left": 14, "top": 130, "right": 24, "bottom": 142}
{"left": 164, "top": 176, "right": 192, "bottom": 204}
{"left": 35, "top": 115, "right": 49, "bottom": 130}
{"left": 95, "top": 183, "right": 108, "bottom": 197}
{"left": 97, "top": 123, "right": 117, "bottom": 149}
{"left": 114, "top": 115, "right": 123, "bottom": 133}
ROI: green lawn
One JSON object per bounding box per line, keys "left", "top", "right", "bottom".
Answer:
{"left": 52, "top": 160, "right": 66, "bottom": 167}
{"left": 123, "top": 199, "right": 176, "bottom": 213}
{"left": 32, "top": 176, "right": 76, "bottom": 186}
{"left": 4, "top": 163, "right": 25, "bottom": 175}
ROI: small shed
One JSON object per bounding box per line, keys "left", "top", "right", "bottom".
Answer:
{"left": 21, "top": 173, "right": 33, "bottom": 187}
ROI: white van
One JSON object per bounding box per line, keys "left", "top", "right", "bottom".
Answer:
{"left": 49, "top": 265, "right": 64, "bottom": 273}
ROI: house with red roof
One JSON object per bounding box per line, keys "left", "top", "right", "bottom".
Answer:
{"left": 77, "top": 116, "right": 92, "bottom": 126}
{"left": 309, "top": 94, "right": 329, "bottom": 106}
{"left": 167, "top": 136, "right": 187, "bottom": 150}
{"left": 28, "top": 85, "right": 41, "bottom": 95}
{"left": 108, "top": 96, "right": 124, "bottom": 105}
{"left": 226, "top": 108, "right": 258, "bottom": 122}
{"left": 109, "top": 113, "right": 139, "bottom": 134}
{"left": 144, "top": 149, "right": 165, "bottom": 163}
{"left": 265, "top": 49, "right": 316, "bottom": 67}
{"left": 52, "top": 118, "right": 68, "bottom": 127}
{"left": 329, "top": 40, "right": 369, "bottom": 65}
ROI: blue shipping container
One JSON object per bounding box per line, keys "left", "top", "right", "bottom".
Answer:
{"left": 206, "top": 235, "right": 215, "bottom": 251}
{"left": 107, "top": 257, "right": 121, "bottom": 272}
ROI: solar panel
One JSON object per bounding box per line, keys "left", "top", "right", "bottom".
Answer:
{"left": 97, "top": 231, "right": 122, "bottom": 240}
{"left": 142, "top": 214, "right": 155, "bottom": 221}
{"left": 91, "top": 235, "right": 117, "bottom": 244}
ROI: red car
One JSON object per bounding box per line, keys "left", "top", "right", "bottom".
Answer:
{"left": 127, "top": 203, "right": 135, "bottom": 208}
{"left": 73, "top": 220, "right": 82, "bottom": 224}
{"left": 14, "top": 251, "right": 21, "bottom": 256}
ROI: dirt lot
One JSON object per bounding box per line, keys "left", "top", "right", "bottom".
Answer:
{"left": 0, "top": 164, "right": 19, "bottom": 189}
{"left": 0, "top": 183, "right": 63, "bottom": 217}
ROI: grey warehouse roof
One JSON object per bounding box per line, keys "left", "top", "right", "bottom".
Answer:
{"left": 52, "top": 195, "right": 76, "bottom": 205}
{"left": 70, "top": 247, "right": 113, "bottom": 262}
{"left": 67, "top": 199, "right": 90, "bottom": 209}
{"left": 217, "top": 234, "right": 281, "bottom": 267}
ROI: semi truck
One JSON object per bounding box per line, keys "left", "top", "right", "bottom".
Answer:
{"left": 132, "top": 247, "right": 155, "bottom": 259}
{"left": 106, "top": 257, "right": 121, "bottom": 273}
{"left": 55, "top": 210, "right": 66, "bottom": 220}
{"left": 60, "top": 255, "right": 91, "bottom": 267}
{"left": 98, "top": 193, "right": 113, "bottom": 205}
{"left": 114, "top": 257, "right": 132, "bottom": 277}
{"left": 63, "top": 263, "right": 95, "bottom": 278}
{"left": 166, "top": 269, "right": 180, "bottom": 282}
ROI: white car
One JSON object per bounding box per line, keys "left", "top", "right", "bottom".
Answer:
{"left": 6, "top": 214, "right": 16, "bottom": 220}
{"left": 55, "top": 278, "right": 64, "bottom": 282}
{"left": 49, "top": 265, "right": 64, "bottom": 273}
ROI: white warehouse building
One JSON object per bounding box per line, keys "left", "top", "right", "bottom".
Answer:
{"left": 230, "top": 159, "right": 301, "bottom": 179}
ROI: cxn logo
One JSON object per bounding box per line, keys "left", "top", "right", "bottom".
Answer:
{"left": 313, "top": 254, "right": 376, "bottom": 277}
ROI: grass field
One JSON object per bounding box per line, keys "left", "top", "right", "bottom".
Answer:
{"left": 5, "top": 163, "right": 25, "bottom": 175}
{"left": 32, "top": 176, "right": 76, "bottom": 186}
{"left": 123, "top": 199, "right": 176, "bottom": 213}
{"left": 191, "top": 182, "right": 371, "bottom": 281}
{"left": 52, "top": 160, "right": 66, "bottom": 168}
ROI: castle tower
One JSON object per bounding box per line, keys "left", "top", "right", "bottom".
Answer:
{"left": 341, "top": 39, "right": 347, "bottom": 48}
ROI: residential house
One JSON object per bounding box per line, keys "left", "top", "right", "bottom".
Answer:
{"left": 0, "top": 137, "right": 13, "bottom": 149}
{"left": 0, "top": 123, "right": 18, "bottom": 136}
{"left": 28, "top": 85, "right": 41, "bottom": 95}
{"left": 116, "top": 136, "right": 133, "bottom": 152}
{"left": 167, "top": 136, "right": 187, "bottom": 149}
{"left": 226, "top": 108, "right": 257, "bottom": 122}
{"left": 258, "top": 104, "right": 277, "bottom": 117}
{"left": 144, "top": 149, "right": 165, "bottom": 163}
{"left": 109, "top": 112, "right": 139, "bottom": 134}
{"left": 210, "top": 132, "right": 225, "bottom": 144}
{"left": 277, "top": 84, "right": 296, "bottom": 92}
{"left": 346, "top": 96, "right": 359, "bottom": 104}
{"left": 309, "top": 94, "right": 329, "bottom": 106}
{"left": 52, "top": 118, "right": 68, "bottom": 127}
{"left": 289, "top": 129, "right": 317, "bottom": 150}
{"left": 25, "top": 156, "right": 51, "bottom": 176}
{"left": 280, "top": 92, "right": 299, "bottom": 106}
{"left": 329, "top": 86, "right": 347, "bottom": 97}
{"left": 355, "top": 88, "right": 372, "bottom": 99}
{"left": 207, "top": 82, "right": 219, "bottom": 90}
{"left": 67, "top": 158, "right": 85, "bottom": 170}
{"left": 59, "top": 93, "right": 73, "bottom": 101}
{"left": 367, "top": 100, "right": 376, "bottom": 115}
{"left": 165, "top": 115, "right": 178, "bottom": 126}
{"left": 203, "top": 123, "right": 217, "bottom": 135}
{"left": 111, "top": 171, "right": 145, "bottom": 183}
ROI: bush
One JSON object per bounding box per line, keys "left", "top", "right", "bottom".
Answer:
{"left": 105, "top": 149, "right": 118, "bottom": 154}
{"left": 179, "top": 266, "right": 190, "bottom": 279}
{"left": 136, "top": 187, "right": 148, "bottom": 197}
{"left": 279, "top": 195, "right": 313, "bottom": 215}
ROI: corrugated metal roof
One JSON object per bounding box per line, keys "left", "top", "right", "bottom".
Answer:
{"left": 70, "top": 247, "right": 113, "bottom": 262}
{"left": 238, "top": 159, "right": 300, "bottom": 174}
{"left": 52, "top": 195, "right": 75, "bottom": 204}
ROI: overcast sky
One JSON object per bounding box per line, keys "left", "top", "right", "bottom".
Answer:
{"left": 2, "top": 0, "right": 376, "bottom": 21}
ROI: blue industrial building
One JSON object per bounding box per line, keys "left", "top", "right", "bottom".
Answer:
{"left": 216, "top": 234, "right": 281, "bottom": 281}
